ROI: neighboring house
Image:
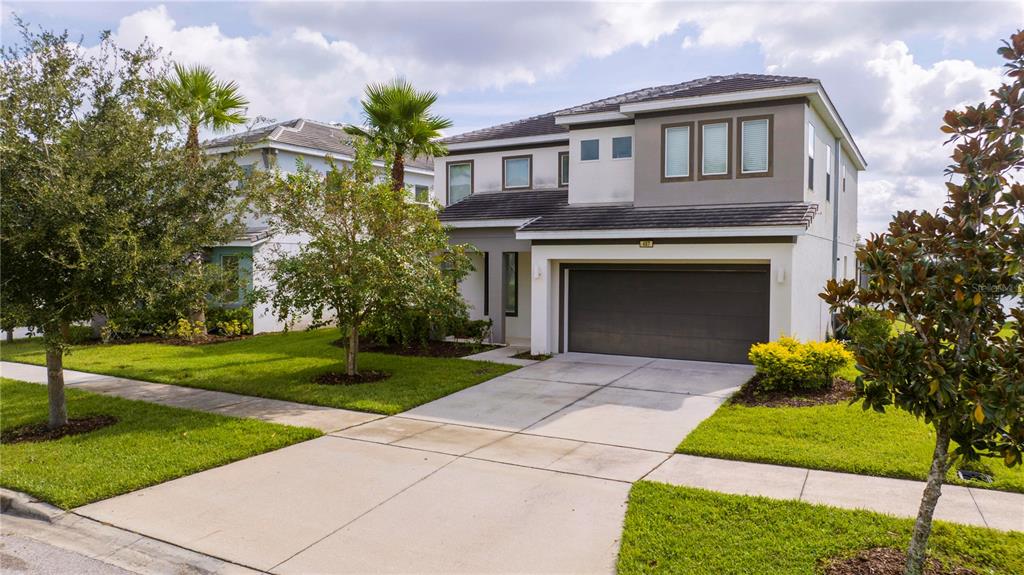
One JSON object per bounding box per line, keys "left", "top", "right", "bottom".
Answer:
{"left": 437, "top": 74, "right": 865, "bottom": 363}
{"left": 203, "top": 118, "right": 435, "bottom": 333}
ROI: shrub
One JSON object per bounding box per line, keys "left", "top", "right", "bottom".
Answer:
{"left": 451, "top": 318, "right": 492, "bottom": 345}
{"left": 748, "top": 337, "right": 854, "bottom": 392}
{"left": 155, "top": 318, "right": 206, "bottom": 341}
{"left": 846, "top": 307, "right": 892, "bottom": 347}
{"left": 206, "top": 307, "right": 253, "bottom": 336}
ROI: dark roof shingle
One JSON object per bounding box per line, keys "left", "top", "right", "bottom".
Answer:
{"left": 439, "top": 190, "right": 568, "bottom": 222}
{"left": 517, "top": 202, "right": 818, "bottom": 232}
{"left": 442, "top": 74, "right": 817, "bottom": 146}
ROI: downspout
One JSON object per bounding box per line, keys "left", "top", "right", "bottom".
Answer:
{"left": 831, "top": 135, "right": 841, "bottom": 280}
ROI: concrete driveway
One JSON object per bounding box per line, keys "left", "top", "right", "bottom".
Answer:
{"left": 77, "top": 353, "right": 751, "bottom": 574}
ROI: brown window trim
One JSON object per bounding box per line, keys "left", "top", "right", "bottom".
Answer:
{"left": 446, "top": 159, "right": 474, "bottom": 205}
{"left": 736, "top": 114, "right": 774, "bottom": 179}
{"left": 697, "top": 118, "right": 733, "bottom": 181}
{"left": 660, "top": 121, "right": 694, "bottom": 183}
{"left": 501, "top": 154, "right": 533, "bottom": 191}
{"left": 558, "top": 151, "right": 569, "bottom": 187}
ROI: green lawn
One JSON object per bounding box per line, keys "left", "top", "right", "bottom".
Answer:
{"left": 0, "top": 378, "right": 319, "bottom": 508}
{"left": 0, "top": 329, "right": 517, "bottom": 414}
{"left": 678, "top": 397, "right": 1024, "bottom": 493}
{"left": 618, "top": 482, "right": 1024, "bottom": 575}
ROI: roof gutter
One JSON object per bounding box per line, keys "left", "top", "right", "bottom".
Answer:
{"left": 443, "top": 218, "right": 534, "bottom": 229}
{"left": 516, "top": 225, "right": 808, "bottom": 241}
{"left": 445, "top": 132, "right": 569, "bottom": 152}
{"left": 204, "top": 141, "right": 435, "bottom": 176}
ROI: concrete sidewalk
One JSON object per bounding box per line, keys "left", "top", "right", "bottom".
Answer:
{"left": 0, "top": 361, "right": 381, "bottom": 433}
{"left": 646, "top": 454, "right": 1024, "bottom": 532}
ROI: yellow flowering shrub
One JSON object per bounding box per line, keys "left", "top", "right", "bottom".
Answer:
{"left": 748, "top": 336, "right": 853, "bottom": 391}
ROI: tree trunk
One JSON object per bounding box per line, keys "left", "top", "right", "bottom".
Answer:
{"left": 5, "top": 330, "right": 12, "bottom": 343}
{"left": 391, "top": 150, "right": 405, "bottom": 192}
{"left": 186, "top": 124, "right": 201, "bottom": 160}
{"left": 905, "top": 424, "right": 951, "bottom": 575}
{"left": 189, "top": 306, "right": 207, "bottom": 328}
{"left": 346, "top": 325, "right": 359, "bottom": 376}
{"left": 45, "top": 340, "right": 68, "bottom": 429}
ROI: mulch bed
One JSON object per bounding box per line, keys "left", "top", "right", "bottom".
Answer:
{"left": 511, "top": 352, "right": 552, "bottom": 361}
{"left": 1, "top": 415, "right": 119, "bottom": 444}
{"left": 730, "top": 373, "right": 855, "bottom": 408}
{"left": 823, "top": 547, "right": 978, "bottom": 575}
{"left": 332, "top": 339, "right": 497, "bottom": 358}
{"left": 312, "top": 371, "right": 390, "bottom": 386}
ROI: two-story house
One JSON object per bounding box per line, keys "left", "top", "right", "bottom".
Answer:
{"left": 437, "top": 74, "right": 865, "bottom": 363}
{"left": 204, "top": 118, "right": 435, "bottom": 333}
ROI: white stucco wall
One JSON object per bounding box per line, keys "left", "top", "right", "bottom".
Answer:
{"left": 460, "top": 252, "right": 487, "bottom": 320}
{"left": 434, "top": 146, "right": 568, "bottom": 204}
{"left": 568, "top": 124, "right": 636, "bottom": 204}
{"left": 527, "top": 242, "right": 797, "bottom": 356}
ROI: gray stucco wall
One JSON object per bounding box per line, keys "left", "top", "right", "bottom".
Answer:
{"left": 633, "top": 100, "right": 807, "bottom": 207}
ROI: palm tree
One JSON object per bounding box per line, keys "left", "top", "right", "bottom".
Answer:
{"left": 345, "top": 78, "right": 452, "bottom": 192}
{"left": 158, "top": 63, "right": 248, "bottom": 329}
{"left": 159, "top": 63, "right": 249, "bottom": 158}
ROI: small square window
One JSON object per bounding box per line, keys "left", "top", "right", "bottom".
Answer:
{"left": 413, "top": 185, "right": 430, "bottom": 203}
{"left": 580, "top": 139, "right": 599, "bottom": 161}
{"left": 612, "top": 136, "right": 632, "bottom": 159}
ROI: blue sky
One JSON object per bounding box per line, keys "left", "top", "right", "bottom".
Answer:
{"left": 4, "top": 1, "right": 1021, "bottom": 234}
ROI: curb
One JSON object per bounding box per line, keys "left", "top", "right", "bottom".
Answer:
{"left": 0, "top": 487, "right": 65, "bottom": 523}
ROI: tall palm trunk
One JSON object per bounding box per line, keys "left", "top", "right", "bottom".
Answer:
{"left": 186, "top": 123, "right": 201, "bottom": 160}
{"left": 905, "top": 423, "right": 951, "bottom": 575}
{"left": 391, "top": 147, "right": 405, "bottom": 192}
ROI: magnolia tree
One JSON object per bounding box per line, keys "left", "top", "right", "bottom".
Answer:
{"left": 254, "top": 138, "right": 471, "bottom": 377}
{"left": 0, "top": 23, "right": 245, "bottom": 428}
{"left": 822, "top": 31, "right": 1024, "bottom": 575}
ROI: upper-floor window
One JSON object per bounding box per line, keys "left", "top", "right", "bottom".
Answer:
{"left": 807, "top": 122, "right": 815, "bottom": 190}
{"left": 580, "top": 139, "right": 599, "bottom": 161}
{"left": 825, "top": 144, "right": 833, "bottom": 201}
{"left": 558, "top": 151, "right": 569, "bottom": 187}
{"left": 699, "top": 119, "right": 732, "bottom": 179}
{"left": 447, "top": 160, "right": 473, "bottom": 204}
{"left": 502, "top": 155, "right": 532, "bottom": 190}
{"left": 662, "top": 122, "right": 693, "bottom": 181}
{"left": 738, "top": 115, "right": 772, "bottom": 177}
{"left": 612, "top": 136, "right": 633, "bottom": 159}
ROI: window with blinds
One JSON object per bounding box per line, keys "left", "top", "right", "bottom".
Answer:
{"left": 447, "top": 162, "right": 472, "bottom": 204}
{"left": 664, "top": 126, "right": 690, "bottom": 178}
{"left": 741, "top": 118, "right": 770, "bottom": 174}
{"left": 503, "top": 156, "right": 531, "bottom": 189}
{"left": 702, "top": 122, "right": 729, "bottom": 176}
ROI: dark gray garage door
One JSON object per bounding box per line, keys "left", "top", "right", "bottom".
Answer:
{"left": 565, "top": 264, "right": 770, "bottom": 363}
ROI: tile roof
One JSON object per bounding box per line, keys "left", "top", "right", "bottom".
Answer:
{"left": 204, "top": 119, "right": 435, "bottom": 171}
{"left": 439, "top": 189, "right": 568, "bottom": 222}
{"left": 442, "top": 74, "right": 817, "bottom": 146}
{"left": 518, "top": 202, "right": 818, "bottom": 232}
{"left": 439, "top": 188, "right": 818, "bottom": 233}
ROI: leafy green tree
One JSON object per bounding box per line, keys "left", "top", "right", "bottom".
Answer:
{"left": 253, "top": 138, "right": 470, "bottom": 376}
{"left": 821, "top": 31, "right": 1024, "bottom": 575}
{"left": 0, "top": 23, "right": 245, "bottom": 428}
{"left": 344, "top": 78, "right": 452, "bottom": 192}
